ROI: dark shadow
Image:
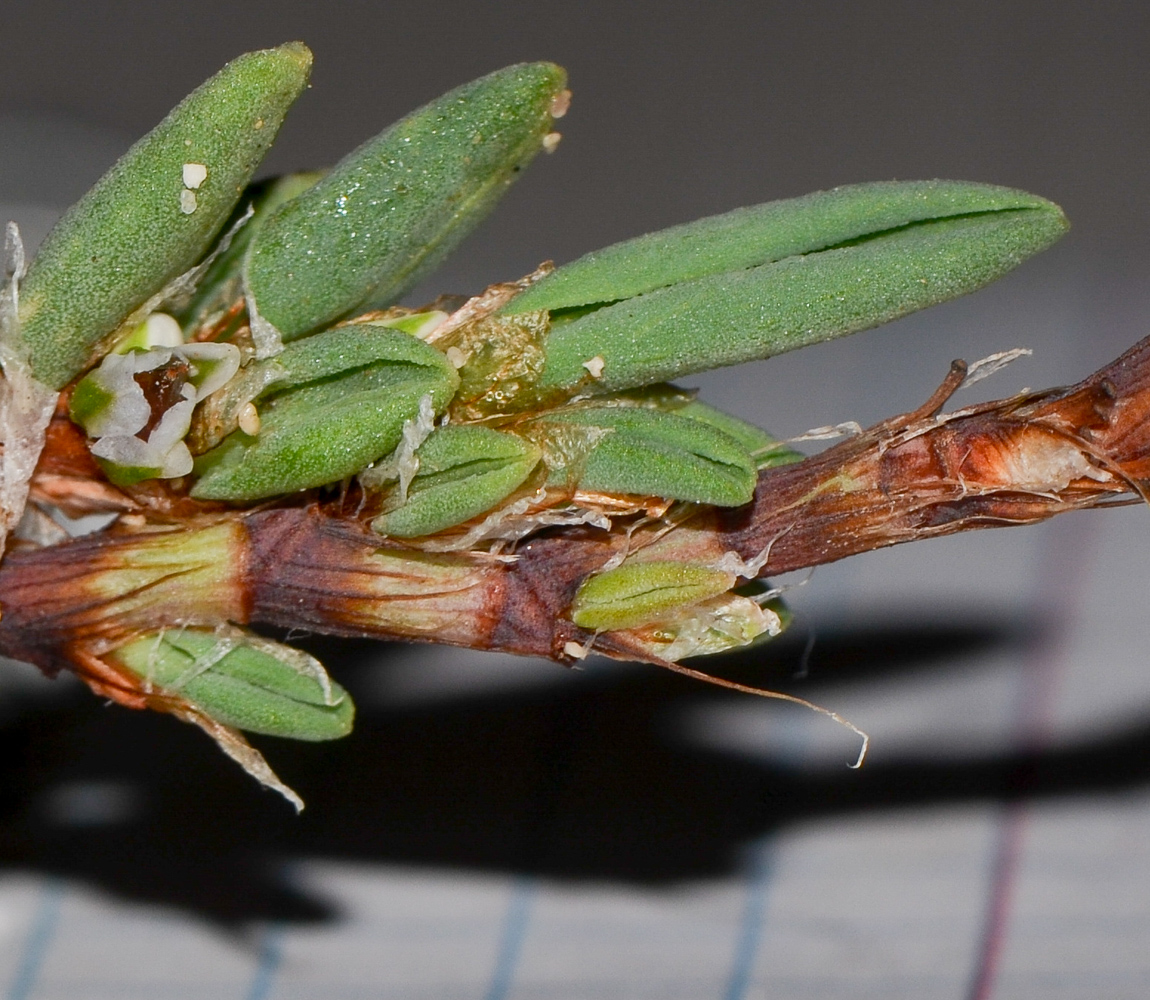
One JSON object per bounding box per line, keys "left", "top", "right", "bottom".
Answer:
{"left": 0, "top": 613, "right": 1142, "bottom": 927}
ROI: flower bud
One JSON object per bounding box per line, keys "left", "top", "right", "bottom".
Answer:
{"left": 70, "top": 339, "right": 239, "bottom": 486}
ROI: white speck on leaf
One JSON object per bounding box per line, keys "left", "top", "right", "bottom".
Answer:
{"left": 238, "top": 403, "right": 261, "bottom": 436}
{"left": 550, "top": 90, "right": 572, "bottom": 118}
{"left": 182, "top": 163, "right": 208, "bottom": 189}
{"left": 582, "top": 355, "right": 605, "bottom": 378}
{"left": 179, "top": 189, "right": 197, "bottom": 215}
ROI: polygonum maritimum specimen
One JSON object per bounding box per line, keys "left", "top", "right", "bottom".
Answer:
{"left": 2, "top": 42, "right": 1142, "bottom": 808}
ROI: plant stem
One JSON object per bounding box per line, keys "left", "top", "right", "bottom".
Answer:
{"left": 3, "top": 333, "right": 1149, "bottom": 690}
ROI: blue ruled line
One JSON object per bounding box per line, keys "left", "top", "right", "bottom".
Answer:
{"left": 246, "top": 922, "right": 285, "bottom": 1000}
{"left": 722, "top": 838, "right": 774, "bottom": 1000}
{"left": 7, "top": 878, "right": 64, "bottom": 1000}
{"left": 484, "top": 876, "right": 535, "bottom": 1000}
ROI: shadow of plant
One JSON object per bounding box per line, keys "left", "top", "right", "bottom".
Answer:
{"left": 0, "top": 614, "right": 1141, "bottom": 927}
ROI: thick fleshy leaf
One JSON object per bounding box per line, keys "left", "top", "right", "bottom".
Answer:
{"left": 530, "top": 204, "right": 1068, "bottom": 395}
{"left": 110, "top": 627, "right": 354, "bottom": 740}
{"left": 371, "top": 424, "right": 541, "bottom": 538}
{"left": 191, "top": 327, "right": 458, "bottom": 501}
{"left": 246, "top": 62, "right": 568, "bottom": 339}
{"left": 531, "top": 404, "right": 757, "bottom": 506}
{"left": 506, "top": 180, "right": 1064, "bottom": 314}
{"left": 175, "top": 171, "right": 324, "bottom": 334}
{"left": 17, "top": 43, "right": 312, "bottom": 389}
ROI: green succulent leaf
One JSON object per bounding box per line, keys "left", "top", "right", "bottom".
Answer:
{"left": 18, "top": 42, "right": 313, "bottom": 389}
{"left": 501, "top": 181, "right": 1067, "bottom": 396}
{"left": 610, "top": 385, "right": 804, "bottom": 469}
{"left": 531, "top": 404, "right": 758, "bottom": 506}
{"left": 110, "top": 627, "right": 354, "bottom": 741}
{"left": 175, "top": 171, "right": 325, "bottom": 334}
{"left": 507, "top": 179, "right": 1064, "bottom": 314}
{"left": 245, "top": 62, "right": 568, "bottom": 340}
{"left": 191, "top": 327, "right": 458, "bottom": 501}
{"left": 371, "top": 425, "right": 541, "bottom": 538}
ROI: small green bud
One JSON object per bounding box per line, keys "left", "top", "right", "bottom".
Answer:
{"left": 246, "top": 62, "right": 568, "bottom": 339}
{"left": 110, "top": 627, "right": 354, "bottom": 741}
{"left": 530, "top": 405, "right": 757, "bottom": 506}
{"left": 671, "top": 398, "right": 804, "bottom": 469}
{"left": 370, "top": 309, "right": 451, "bottom": 339}
{"left": 18, "top": 43, "right": 312, "bottom": 388}
{"left": 113, "top": 312, "right": 185, "bottom": 353}
{"left": 191, "top": 327, "right": 459, "bottom": 501}
{"left": 571, "top": 561, "right": 736, "bottom": 633}
{"left": 370, "top": 425, "right": 541, "bottom": 538}
{"left": 606, "top": 384, "right": 804, "bottom": 469}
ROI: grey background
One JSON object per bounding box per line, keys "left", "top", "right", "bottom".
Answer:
{"left": 2, "top": 4, "right": 1150, "bottom": 997}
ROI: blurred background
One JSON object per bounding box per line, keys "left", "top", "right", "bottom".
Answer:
{"left": 1, "top": 3, "right": 1149, "bottom": 997}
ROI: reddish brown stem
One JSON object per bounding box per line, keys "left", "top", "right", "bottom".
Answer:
{"left": 717, "top": 335, "right": 1150, "bottom": 570}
